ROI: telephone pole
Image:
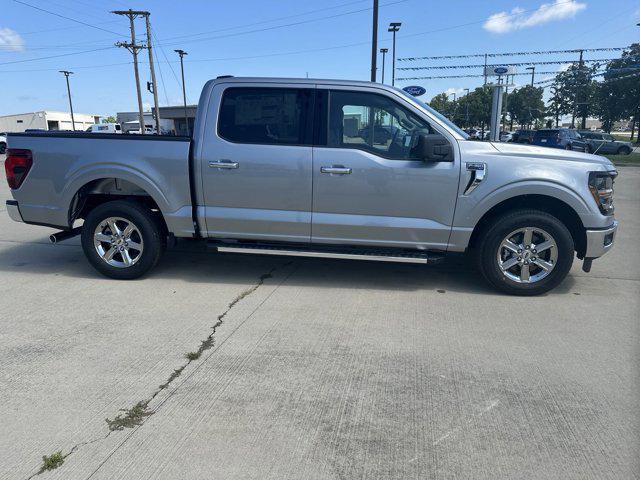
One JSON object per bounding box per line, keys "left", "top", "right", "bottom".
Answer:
{"left": 370, "top": 0, "right": 378, "bottom": 82}
{"left": 174, "top": 49, "right": 189, "bottom": 136}
{"left": 143, "top": 14, "right": 161, "bottom": 134}
{"left": 59, "top": 70, "right": 76, "bottom": 131}
{"left": 113, "top": 9, "right": 147, "bottom": 135}
{"left": 388, "top": 22, "right": 401, "bottom": 86}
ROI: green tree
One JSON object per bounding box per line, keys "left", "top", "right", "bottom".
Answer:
{"left": 549, "top": 62, "right": 598, "bottom": 128}
{"left": 507, "top": 85, "right": 545, "bottom": 128}
{"left": 429, "top": 93, "right": 453, "bottom": 117}
{"left": 102, "top": 115, "right": 117, "bottom": 124}
{"left": 594, "top": 43, "right": 640, "bottom": 137}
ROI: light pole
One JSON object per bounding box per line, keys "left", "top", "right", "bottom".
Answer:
{"left": 370, "top": 0, "right": 379, "bottom": 82}
{"left": 388, "top": 22, "right": 401, "bottom": 86}
{"left": 59, "top": 70, "right": 76, "bottom": 131}
{"left": 174, "top": 49, "right": 189, "bottom": 136}
{"left": 380, "top": 48, "right": 388, "bottom": 83}
{"left": 526, "top": 66, "right": 535, "bottom": 87}
{"left": 464, "top": 88, "right": 470, "bottom": 126}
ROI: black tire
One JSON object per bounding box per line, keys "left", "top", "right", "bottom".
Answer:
{"left": 81, "top": 200, "right": 165, "bottom": 279}
{"left": 565, "top": 144, "right": 573, "bottom": 150}
{"left": 0, "top": 142, "right": 6, "bottom": 154}
{"left": 476, "top": 209, "right": 574, "bottom": 296}
{"left": 617, "top": 146, "right": 631, "bottom": 155}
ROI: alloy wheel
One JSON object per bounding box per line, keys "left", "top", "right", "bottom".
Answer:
{"left": 93, "top": 217, "right": 144, "bottom": 268}
{"left": 497, "top": 227, "right": 558, "bottom": 283}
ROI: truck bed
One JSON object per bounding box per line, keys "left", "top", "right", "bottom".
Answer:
{"left": 6, "top": 132, "right": 194, "bottom": 236}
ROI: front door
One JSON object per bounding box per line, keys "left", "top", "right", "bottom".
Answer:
{"left": 200, "top": 85, "right": 314, "bottom": 243}
{"left": 311, "top": 88, "right": 460, "bottom": 250}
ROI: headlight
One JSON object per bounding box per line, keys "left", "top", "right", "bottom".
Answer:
{"left": 588, "top": 171, "right": 616, "bottom": 215}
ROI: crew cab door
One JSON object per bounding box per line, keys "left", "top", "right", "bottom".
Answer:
{"left": 311, "top": 87, "right": 460, "bottom": 250}
{"left": 199, "top": 84, "right": 314, "bottom": 242}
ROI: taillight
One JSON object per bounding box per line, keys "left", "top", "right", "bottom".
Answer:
{"left": 5, "top": 149, "right": 33, "bottom": 189}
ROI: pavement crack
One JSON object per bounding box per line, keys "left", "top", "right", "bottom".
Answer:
{"left": 24, "top": 263, "right": 286, "bottom": 478}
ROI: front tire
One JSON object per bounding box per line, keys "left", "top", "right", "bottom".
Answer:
{"left": 81, "top": 200, "right": 165, "bottom": 279}
{"left": 617, "top": 146, "right": 631, "bottom": 155}
{"left": 476, "top": 209, "right": 574, "bottom": 295}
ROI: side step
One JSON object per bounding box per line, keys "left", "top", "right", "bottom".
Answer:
{"left": 215, "top": 244, "right": 444, "bottom": 265}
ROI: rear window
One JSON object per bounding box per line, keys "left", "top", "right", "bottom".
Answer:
{"left": 534, "top": 130, "right": 559, "bottom": 138}
{"left": 218, "top": 87, "right": 313, "bottom": 145}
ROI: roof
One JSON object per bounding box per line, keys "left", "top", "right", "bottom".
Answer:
{"left": 210, "top": 76, "right": 393, "bottom": 89}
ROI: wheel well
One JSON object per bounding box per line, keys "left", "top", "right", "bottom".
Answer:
{"left": 70, "top": 178, "right": 168, "bottom": 234}
{"left": 468, "top": 195, "right": 587, "bottom": 257}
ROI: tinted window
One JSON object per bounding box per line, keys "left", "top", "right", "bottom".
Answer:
{"left": 534, "top": 130, "right": 559, "bottom": 138}
{"left": 327, "top": 90, "right": 445, "bottom": 160}
{"left": 218, "top": 87, "right": 313, "bottom": 145}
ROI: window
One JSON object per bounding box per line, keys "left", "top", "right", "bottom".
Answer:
{"left": 327, "top": 90, "right": 444, "bottom": 160}
{"left": 218, "top": 87, "right": 313, "bottom": 145}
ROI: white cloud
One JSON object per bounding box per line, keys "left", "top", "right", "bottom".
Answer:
{"left": 483, "top": 0, "right": 586, "bottom": 34}
{"left": 445, "top": 87, "right": 465, "bottom": 96}
{"left": 0, "top": 27, "right": 25, "bottom": 52}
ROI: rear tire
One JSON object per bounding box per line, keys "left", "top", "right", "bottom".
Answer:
{"left": 476, "top": 209, "right": 574, "bottom": 295}
{"left": 617, "top": 146, "right": 631, "bottom": 155}
{"left": 0, "top": 142, "right": 6, "bottom": 154}
{"left": 81, "top": 200, "right": 165, "bottom": 279}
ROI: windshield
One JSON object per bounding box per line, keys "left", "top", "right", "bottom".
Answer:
{"left": 395, "top": 88, "right": 469, "bottom": 139}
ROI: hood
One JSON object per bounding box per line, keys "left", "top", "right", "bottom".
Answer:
{"left": 488, "top": 141, "right": 615, "bottom": 169}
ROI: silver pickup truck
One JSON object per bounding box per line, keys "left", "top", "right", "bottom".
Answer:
{"left": 5, "top": 77, "right": 618, "bottom": 295}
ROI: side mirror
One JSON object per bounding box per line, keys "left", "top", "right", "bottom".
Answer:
{"left": 414, "top": 134, "right": 453, "bottom": 162}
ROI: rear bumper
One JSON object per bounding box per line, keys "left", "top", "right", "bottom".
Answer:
{"left": 6, "top": 200, "right": 23, "bottom": 223}
{"left": 585, "top": 221, "right": 617, "bottom": 259}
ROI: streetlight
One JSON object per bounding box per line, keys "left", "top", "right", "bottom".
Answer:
{"left": 59, "top": 70, "right": 76, "bottom": 131}
{"left": 526, "top": 66, "right": 535, "bottom": 87}
{"left": 388, "top": 22, "right": 401, "bottom": 86}
{"left": 380, "top": 48, "right": 388, "bottom": 83}
{"left": 464, "top": 88, "right": 470, "bottom": 126}
{"left": 174, "top": 49, "right": 189, "bottom": 136}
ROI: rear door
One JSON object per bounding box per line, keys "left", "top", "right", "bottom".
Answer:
{"left": 311, "top": 87, "right": 460, "bottom": 250}
{"left": 199, "top": 84, "right": 314, "bottom": 243}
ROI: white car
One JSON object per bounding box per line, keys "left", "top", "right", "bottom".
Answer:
{"left": 0, "top": 132, "right": 7, "bottom": 154}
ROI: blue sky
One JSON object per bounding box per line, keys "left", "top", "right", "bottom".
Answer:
{"left": 1, "top": 0, "right": 638, "bottom": 117}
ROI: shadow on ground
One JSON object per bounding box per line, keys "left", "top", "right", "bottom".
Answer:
{"left": 0, "top": 237, "right": 575, "bottom": 296}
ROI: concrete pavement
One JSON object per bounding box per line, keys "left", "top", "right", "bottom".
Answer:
{"left": 0, "top": 157, "right": 638, "bottom": 479}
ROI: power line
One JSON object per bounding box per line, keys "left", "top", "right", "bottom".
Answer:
{"left": 398, "top": 58, "right": 621, "bottom": 71}
{"left": 398, "top": 47, "right": 627, "bottom": 62}
{"left": 12, "top": 0, "right": 125, "bottom": 36}
{"left": 0, "top": 46, "right": 116, "bottom": 66}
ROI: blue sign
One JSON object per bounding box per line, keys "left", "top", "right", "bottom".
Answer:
{"left": 402, "top": 85, "right": 426, "bottom": 97}
{"left": 493, "top": 66, "right": 509, "bottom": 75}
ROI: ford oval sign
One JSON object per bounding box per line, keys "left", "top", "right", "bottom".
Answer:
{"left": 493, "top": 66, "right": 509, "bottom": 75}
{"left": 402, "top": 85, "right": 426, "bottom": 97}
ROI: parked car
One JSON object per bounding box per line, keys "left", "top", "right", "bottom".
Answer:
{"left": 0, "top": 132, "right": 6, "bottom": 154}
{"left": 5, "top": 76, "right": 618, "bottom": 295}
{"left": 464, "top": 128, "right": 480, "bottom": 140}
{"left": 88, "top": 123, "right": 122, "bottom": 134}
{"left": 578, "top": 131, "right": 633, "bottom": 155}
{"left": 499, "top": 131, "right": 514, "bottom": 142}
{"left": 511, "top": 129, "right": 535, "bottom": 144}
{"left": 532, "top": 129, "right": 588, "bottom": 152}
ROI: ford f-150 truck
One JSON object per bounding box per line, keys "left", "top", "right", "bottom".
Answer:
{"left": 4, "top": 77, "right": 618, "bottom": 295}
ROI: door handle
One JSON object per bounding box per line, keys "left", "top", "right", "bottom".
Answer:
{"left": 209, "top": 160, "right": 239, "bottom": 169}
{"left": 321, "top": 166, "right": 352, "bottom": 175}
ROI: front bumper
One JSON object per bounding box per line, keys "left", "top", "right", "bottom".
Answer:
{"left": 585, "top": 220, "right": 617, "bottom": 259}
{"left": 6, "top": 200, "right": 23, "bottom": 223}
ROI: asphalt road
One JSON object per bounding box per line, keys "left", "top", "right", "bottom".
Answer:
{"left": 1, "top": 156, "right": 638, "bottom": 480}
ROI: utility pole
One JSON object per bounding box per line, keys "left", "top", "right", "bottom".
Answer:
{"left": 113, "top": 9, "right": 147, "bottom": 135}
{"left": 388, "top": 22, "right": 401, "bottom": 86}
{"left": 483, "top": 53, "right": 488, "bottom": 85}
{"left": 526, "top": 66, "right": 535, "bottom": 87}
{"left": 464, "top": 88, "right": 470, "bottom": 127}
{"left": 59, "top": 70, "right": 76, "bottom": 131}
{"left": 144, "top": 14, "right": 161, "bottom": 134}
{"left": 380, "top": 48, "right": 388, "bottom": 83}
{"left": 174, "top": 49, "right": 190, "bottom": 136}
{"left": 370, "top": 0, "right": 378, "bottom": 82}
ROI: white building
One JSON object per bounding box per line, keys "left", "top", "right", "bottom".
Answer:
{"left": 0, "top": 111, "right": 100, "bottom": 133}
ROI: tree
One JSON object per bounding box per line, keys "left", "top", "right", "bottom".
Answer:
{"left": 507, "top": 85, "right": 545, "bottom": 128}
{"left": 594, "top": 43, "right": 640, "bottom": 138}
{"left": 429, "top": 93, "right": 453, "bottom": 117}
{"left": 102, "top": 115, "right": 117, "bottom": 124}
{"left": 549, "top": 61, "right": 598, "bottom": 128}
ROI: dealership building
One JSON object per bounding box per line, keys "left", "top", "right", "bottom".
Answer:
{"left": 0, "top": 111, "right": 100, "bottom": 132}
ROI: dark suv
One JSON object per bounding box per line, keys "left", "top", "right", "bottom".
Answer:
{"left": 532, "top": 129, "right": 587, "bottom": 152}
{"left": 511, "top": 129, "right": 534, "bottom": 144}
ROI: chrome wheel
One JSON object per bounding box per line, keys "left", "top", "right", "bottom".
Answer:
{"left": 497, "top": 227, "right": 558, "bottom": 284}
{"left": 93, "top": 217, "right": 144, "bottom": 268}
